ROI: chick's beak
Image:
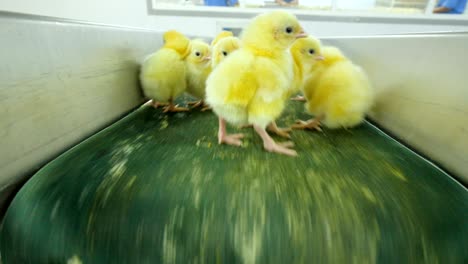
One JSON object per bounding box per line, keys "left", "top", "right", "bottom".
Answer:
{"left": 296, "top": 29, "right": 307, "bottom": 39}
{"left": 315, "top": 55, "right": 325, "bottom": 61}
{"left": 203, "top": 56, "right": 211, "bottom": 61}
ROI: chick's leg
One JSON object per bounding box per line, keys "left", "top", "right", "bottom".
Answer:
{"left": 201, "top": 102, "right": 211, "bottom": 112}
{"left": 218, "top": 117, "right": 244, "bottom": 146}
{"left": 150, "top": 100, "right": 168, "bottom": 109}
{"left": 188, "top": 100, "right": 203, "bottom": 108}
{"left": 267, "top": 121, "right": 291, "bottom": 139}
{"left": 188, "top": 100, "right": 211, "bottom": 111}
{"left": 253, "top": 125, "right": 297, "bottom": 156}
{"left": 292, "top": 115, "right": 323, "bottom": 131}
{"left": 241, "top": 122, "right": 293, "bottom": 138}
{"left": 290, "top": 95, "right": 306, "bottom": 102}
{"left": 162, "top": 99, "right": 189, "bottom": 113}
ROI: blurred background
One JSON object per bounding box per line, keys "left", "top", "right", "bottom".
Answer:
{"left": 161, "top": 0, "right": 434, "bottom": 13}
{"left": 0, "top": 0, "right": 467, "bottom": 38}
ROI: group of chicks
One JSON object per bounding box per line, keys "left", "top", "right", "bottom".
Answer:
{"left": 140, "top": 10, "right": 374, "bottom": 157}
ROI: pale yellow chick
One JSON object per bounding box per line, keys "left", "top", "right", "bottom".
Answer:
{"left": 293, "top": 46, "right": 374, "bottom": 130}
{"left": 211, "top": 33, "right": 241, "bottom": 68}
{"left": 288, "top": 36, "right": 324, "bottom": 99}
{"left": 206, "top": 11, "right": 307, "bottom": 156}
{"left": 210, "top": 30, "right": 234, "bottom": 50}
{"left": 239, "top": 37, "right": 322, "bottom": 139}
{"left": 140, "top": 30, "right": 191, "bottom": 112}
{"left": 185, "top": 39, "right": 212, "bottom": 110}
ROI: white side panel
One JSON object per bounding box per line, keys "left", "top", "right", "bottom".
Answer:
{"left": 322, "top": 33, "right": 468, "bottom": 181}
{"left": 0, "top": 13, "right": 158, "bottom": 188}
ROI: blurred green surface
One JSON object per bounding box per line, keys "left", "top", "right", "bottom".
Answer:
{"left": 1, "top": 100, "right": 467, "bottom": 264}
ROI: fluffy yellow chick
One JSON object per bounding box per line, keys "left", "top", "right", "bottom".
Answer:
{"left": 211, "top": 33, "right": 241, "bottom": 68}
{"left": 257, "top": 36, "right": 325, "bottom": 138}
{"left": 206, "top": 11, "right": 307, "bottom": 156}
{"left": 211, "top": 30, "right": 234, "bottom": 48}
{"left": 235, "top": 36, "right": 324, "bottom": 139}
{"left": 185, "top": 39, "right": 212, "bottom": 110}
{"left": 288, "top": 36, "right": 324, "bottom": 100}
{"left": 140, "top": 30, "right": 191, "bottom": 112}
{"left": 293, "top": 46, "right": 374, "bottom": 130}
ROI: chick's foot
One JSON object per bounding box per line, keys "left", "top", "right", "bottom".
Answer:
{"left": 200, "top": 102, "right": 211, "bottom": 111}
{"left": 151, "top": 100, "right": 168, "bottom": 109}
{"left": 290, "top": 95, "right": 306, "bottom": 102}
{"left": 267, "top": 122, "right": 291, "bottom": 139}
{"left": 162, "top": 103, "right": 189, "bottom": 113}
{"left": 292, "top": 118, "right": 322, "bottom": 131}
{"left": 218, "top": 117, "right": 244, "bottom": 146}
{"left": 254, "top": 125, "right": 297, "bottom": 156}
{"left": 220, "top": 134, "right": 244, "bottom": 146}
{"left": 265, "top": 142, "right": 297, "bottom": 156}
{"left": 188, "top": 100, "right": 203, "bottom": 108}
{"left": 277, "top": 141, "right": 295, "bottom": 148}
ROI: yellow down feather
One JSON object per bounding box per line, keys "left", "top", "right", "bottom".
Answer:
{"left": 211, "top": 36, "right": 241, "bottom": 68}
{"left": 185, "top": 39, "right": 212, "bottom": 99}
{"left": 206, "top": 11, "right": 304, "bottom": 128}
{"left": 140, "top": 30, "right": 191, "bottom": 103}
{"left": 303, "top": 46, "right": 374, "bottom": 128}
{"left": 288, "top": 36, "right": 323, "bottom": 99}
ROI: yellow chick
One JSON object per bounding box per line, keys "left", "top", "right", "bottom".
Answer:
{"left": 261, "top": 36, "right": 325, "bottom": 139}
{"left": 185, "top": 39, "right": 212, "bottom": 110}
{"left": 206, "top": 11, "right": 307, "bottom": 156}
{"left": 140, "top": 30, "right": 191, "bottom": 112}
{"left": 293, "top": 46, "right": 374, "bottom": 131}
{"left": 211, "top": 30, "right": 234, "bottom": 49}
{"left": 288, "top": 36, "right": 324, "bottom": 99}
{"left": 211, "top": 32, "right": 241, "bottom": 68}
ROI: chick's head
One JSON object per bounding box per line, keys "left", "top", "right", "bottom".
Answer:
{"left": 241, "top": 11, "right": 306, "bottom": 52}
{"left": 211, "top": 31, "right": 234, "bottom": 47}
{"left": 186, "top": 39, "right": 211, "bottom": 66}
{"left": 211, "top": 36, "right": 241, "bottom": 68}
{"left": 291, "top": 36, "right": 324, "bottom": 70}
{"left": 163, "top": 30, "right": 191, "bottom": 58}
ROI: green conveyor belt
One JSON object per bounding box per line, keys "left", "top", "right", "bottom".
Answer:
{"left": 1, "top": 100, "right": 467, "bottom": 264}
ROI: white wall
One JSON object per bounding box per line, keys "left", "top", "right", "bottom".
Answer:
{"left": 0, "top": 0, "right": 220, "bottom": 37}
{"left": 2, "top": 0, "right": 468, "bottom": 38}
{"left": 323, "top": 34, "right": 468, "bottom": 181}
{"left": 214, "top": 17, "right": 468, "bottom": 38}
{"left": 0, "top": 0, "right": 158, "bottom": 29}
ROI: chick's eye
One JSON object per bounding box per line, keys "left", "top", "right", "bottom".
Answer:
{"left": 309, "top": 49, "right": 315, "bottom": 54}
{"left": 195, "top": 52, "right": 201, "bottom": 56}
{"left": 222, "top": 51, "right": 228, "bottom": 56}
{"left": 285, "top": 27, "right": 293, "bottom": 34}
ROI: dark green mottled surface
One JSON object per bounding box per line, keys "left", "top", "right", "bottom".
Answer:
{"left": 1, "top": 101, "right": 467, "bottom": 264}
